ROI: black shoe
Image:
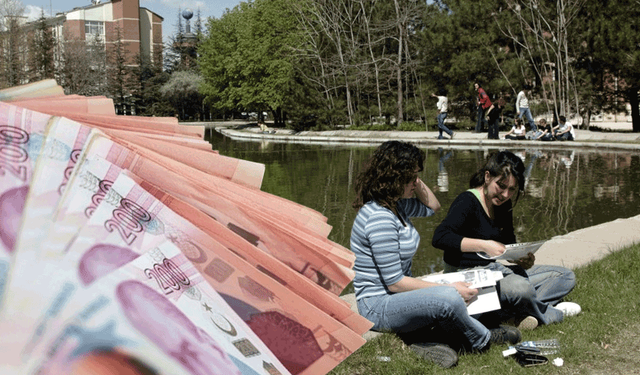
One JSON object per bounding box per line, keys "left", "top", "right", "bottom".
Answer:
{"left": 409, "top": 342, "right": 458, "bottom": 368}
{"left": 489, "top": 325, "right": 522, "bottom": 346}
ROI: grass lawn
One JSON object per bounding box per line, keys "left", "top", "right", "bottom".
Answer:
{"left": 329, "top": 243, "right": 640, "bottom": 374}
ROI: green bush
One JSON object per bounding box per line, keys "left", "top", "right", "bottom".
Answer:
{"left": 349, "top": 123, "right": 394, "bottom": 131}
{"left": 455, "top": 118, "right": 475, "bottom": 131}
{"left": 396, "top": 121, "right": 426, "bottom": 131}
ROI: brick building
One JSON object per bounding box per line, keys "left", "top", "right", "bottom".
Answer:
{"left": 49, "top": 0, "right": 163, "bottom": 67}
{"left": 0, "top": 0, "right": 162, "bottom": 88}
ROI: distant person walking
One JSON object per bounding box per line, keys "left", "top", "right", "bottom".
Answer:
{"left": 516, "top": 85, "right": 537, "bottom": 132}
{"left": 475, "top": 83, "right": 493, "bottom": 133}
{"left": 432, "top": 90, "right": 454, "bottom": 139}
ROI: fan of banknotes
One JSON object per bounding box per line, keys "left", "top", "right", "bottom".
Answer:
{"left": 0, "top": 80, "right": 371, "bottom": 375}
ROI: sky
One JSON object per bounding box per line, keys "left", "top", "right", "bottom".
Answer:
{"left": 21, "top": 0, "right": 243, "bottom": 41}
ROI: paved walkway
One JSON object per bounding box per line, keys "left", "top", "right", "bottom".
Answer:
{"left": 216, "top": 122, "right": 640, "bottom": 151}
{"left": 214, "top": 123, "right": 640, "bottom": 341}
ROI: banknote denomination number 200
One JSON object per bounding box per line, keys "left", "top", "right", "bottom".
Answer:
{"left": 0, "top": 125, "right": 30, "bottom": 182}
{"left": 104, "top": 197, "right": 152, "bottom": 245}
{"left": 145, "top": 258, "right": 191, "bottom": 295}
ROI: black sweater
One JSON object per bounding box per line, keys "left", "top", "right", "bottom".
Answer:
{"left": 432, "top": 190, "right": 516, "bottom": 268}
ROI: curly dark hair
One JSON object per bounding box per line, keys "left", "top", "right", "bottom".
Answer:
{"left": 353, "top": 141, "right": 425, "bottom": 213}
{"left": 469, "top": 150, "right": 526, "bottom": 205}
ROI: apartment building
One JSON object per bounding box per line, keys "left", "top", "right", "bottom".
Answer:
{"left": 1, "top": 0, "right": 162, "bottom": 79}
{"left": 50, "top": 0, "right": 163, "bottom": 66}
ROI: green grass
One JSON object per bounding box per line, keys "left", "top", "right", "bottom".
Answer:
{"left": 329, "top": 244, "right": 640, "bottom": 374}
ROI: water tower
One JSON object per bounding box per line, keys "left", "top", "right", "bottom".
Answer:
{"left": 181, "top": 9, "right": 197, "bottom": 43}
{"left": 174, "top": 9, "right": 198, "bottom": 68}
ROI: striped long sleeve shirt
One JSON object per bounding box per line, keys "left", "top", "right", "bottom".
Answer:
{"left": 350, "top": 199, "right": 435, "bottom": 300}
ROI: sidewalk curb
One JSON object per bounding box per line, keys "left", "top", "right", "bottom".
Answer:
{"left": 217, "top": 128, "right": 640, "bottom": 152}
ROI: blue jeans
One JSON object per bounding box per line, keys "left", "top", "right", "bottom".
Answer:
{"left": 438, "top": 149, "right": 453, "bottom": 171}
{"left": 479, "top": 263, "right": 575, "bottom": 325}
{"left": 475, "top": 106, "right": 487, "bottom": 132}
{"left": 519, "top": 107, "right": 537, "bottom": 131}
{"left": 437, "top": 112, "right": 453, "bottom": 138}
{"left": 488, "top": 118, "right": 500, "bottom": 139}
{"left": 357, "top": 286, "right": 491, "bottom": 351}
{"left": 524, "top": 152, "right": 539, "bottom": 179}
{"left": 557, "top": 132, "right": 574, "bottom": 141}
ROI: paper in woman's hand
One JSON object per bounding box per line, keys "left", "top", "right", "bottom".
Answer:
{"left": 477, "top": 241, "right": 546, "bottom": 261}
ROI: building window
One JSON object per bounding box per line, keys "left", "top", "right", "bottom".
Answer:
{"left": 85, "top": 21, "right": 104, "bottom": 37}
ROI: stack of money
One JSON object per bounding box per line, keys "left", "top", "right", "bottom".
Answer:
{"left": 0, "top": 80, "right": 372, "bottom": 375}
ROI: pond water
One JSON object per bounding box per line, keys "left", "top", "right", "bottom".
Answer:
{"left": 207, "top": 131, "right": 640, "bottom": 289}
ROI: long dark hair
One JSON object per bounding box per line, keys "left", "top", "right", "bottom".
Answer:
{"left": 353, "top": 141, "right": 425, "bottom": 215}
{"left": 469, "top": 151, "right": 525, "bottom": 205}
{"left": 514, "top": 118, "right": 523, "bottom": 128}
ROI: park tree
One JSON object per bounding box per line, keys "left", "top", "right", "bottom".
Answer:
{"left": 577, "top": 0, "right": 640, "bottom": 132}
{"left": 131, "top": 53, "right": 172, "bottom": 117}
{"left": 415, "top": 0, "right": 593, "bottom": 127}
{"left": 163, "top": 34, "right": 182, "bottom": 73}
{"left": 107, "top": 26, "right": 134, "bottom": 114}
{"left": 387, "top": 0, "right": 429, "bottom": 125}
{"left": 142, "top": 70, "right": 174, "bottom": 117}
{"left": 292, "top": 0, "right": 430, "bottom": 127}
{"left": 57, "top": 34, "right": 107, "bottom": 96}
{"left": 0, "top": 0, "right": 27, "bottom": 88}
{"left": 491, "top": 0, "right": 587, "bottom": 125}
{"left": 194, "top": 8, "right": 205, "bottom": 36}
{"left": 200, "top": 0, "right": 301, "bottom": 126}
{"left": 193, "top": 0, "right": 639, "bottom": 130}
{"left": 355, "top": 0, "right": 385, "bottom": 121}
{"left": 292, "top": 0, "right": 360, "bottom": 126}
{"left": 416, "top": 0, "right": 522, "bottom": 123}
{"left": 160, "top": 70, "right": 203, "bottom": 120}
{"left": 0, "top": 0, "right": 21, "bottom": 30}
{"left": 176, "top": 7, "right": 184, "bottom": 36}
{"left": 27, "top": 10, "right": 55, "bottom": 82}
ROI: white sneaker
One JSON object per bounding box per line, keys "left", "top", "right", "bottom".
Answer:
{"left": 556, "top": 302, "right": 581, "bottom": 317}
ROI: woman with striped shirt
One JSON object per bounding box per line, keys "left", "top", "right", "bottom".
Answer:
{"left": 350, "top": 141, "right": 521, "bottom": 368}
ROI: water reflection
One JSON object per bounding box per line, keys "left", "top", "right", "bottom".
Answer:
{"left": 206, "top": 131, "right": 640, "bottom": 288}
{"left": 437, "top": 148, "right": 453, "bottom": 193}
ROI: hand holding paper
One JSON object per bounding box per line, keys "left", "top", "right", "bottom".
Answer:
{"left": 477, "top": 241, "right": 546, "bottom": 262}
{"left": 423, "top": 269, "right": 504, "bottom": 315}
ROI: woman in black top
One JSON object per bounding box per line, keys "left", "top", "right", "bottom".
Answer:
{"left": 432, "top": 151, "right": 580, "bottom": 328}
{"left": 533, "top": 119, "right": 555, "bottom": 141}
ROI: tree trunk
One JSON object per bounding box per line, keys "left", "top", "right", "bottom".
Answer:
{"left": 393, "top": 0, "right": 404, "bottom": 125}
{"left": 583, "top": 107, "right": 591, "bottom": 128}
{"left": 359, "top": 0, "right": 382, "bottom": 118}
